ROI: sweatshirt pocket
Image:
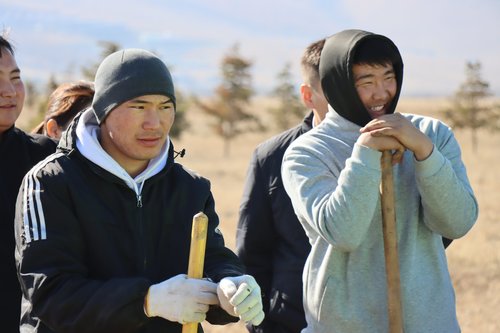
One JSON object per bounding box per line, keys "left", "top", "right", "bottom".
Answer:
{"left": 318, "top": 276, "right": 344, "bottom": 323}
{"left": 318, "top": 277, "right": 338, "bottom": 321}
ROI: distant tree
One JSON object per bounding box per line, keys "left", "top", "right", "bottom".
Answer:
{"left": 442, "top": 61, "right": 499, "bottom": 152}
{"left": 81, "top": 41, "right": 121, "bottom": 80}
{"left": 269, "top": 62, "right": 303, "bottom": 131}
{"left": 170, "top": 89, "right": 190, "bottom": 139}
{"left": 196, "top": 44, "right": 264, "bottom": 156}
{"left": 27, "top": 75, "right": 60, "bottom": 131}
{"left": 22, "top": 80, "right": 42, "bottom": 131}
{"left": 24, "top": 80, "right": 39, "bottom": 109}
{"left": 44, "top": 75, "right": 60, "bottom": 97}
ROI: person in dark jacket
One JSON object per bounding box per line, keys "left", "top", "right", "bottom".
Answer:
{"left": 15, "top": 48, "right": 264, "bottom": 333}
{"left": 236, "top": 38, "right": 328, "bottom": 333}
{"left": 0, "top": 34, "right": 57, "bottom": 333}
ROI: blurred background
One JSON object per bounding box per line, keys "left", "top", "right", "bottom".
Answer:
{"left": 4, "top": 1, "right": 500, "bottom": 332}
{"left": 1, "top": 0, "right": 500, "bottom": 97}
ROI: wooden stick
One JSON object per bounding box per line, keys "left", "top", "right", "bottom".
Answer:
{"left": 182, "top": 212, "right": 209, "bottom": 333}
{"left": 380, "top": 151, "right": 404, "bottom": 333}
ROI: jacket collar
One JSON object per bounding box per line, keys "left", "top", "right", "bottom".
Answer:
{"left": 62, "top": 108, "right": 171, "bottom": 195}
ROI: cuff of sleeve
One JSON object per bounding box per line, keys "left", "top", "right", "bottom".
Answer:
{"left": 143, "top": 287, "right": 151, "bottom": 317}
{"left": 414, "top": 145, "right": 444, "bottom": 178}
{"left": 352, "top": 143, "right": 382, "bottom": 171}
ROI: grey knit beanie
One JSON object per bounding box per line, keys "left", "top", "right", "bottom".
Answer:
{"left": 91, "top": 48, "right": 176, "bottom": 124}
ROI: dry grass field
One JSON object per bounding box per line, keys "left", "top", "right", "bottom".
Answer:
{"left": 18, "top": 97, "right": 499, "bottom": 332}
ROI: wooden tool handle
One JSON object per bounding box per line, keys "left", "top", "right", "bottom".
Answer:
{"left": 182, "top": 212, "right": 209, "bottom": 333}
{"left": 380, "top": 151, "right": 404, "bottom": 333}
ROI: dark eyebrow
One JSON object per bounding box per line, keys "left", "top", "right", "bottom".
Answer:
{"left": 354, "top": 68, "right": 395, "bottom": 82}
{"left": 129, "top": 97, "right": 172, "bottom": 104}
{"left": 0, "top": 68, "right": 20, "bottom": 75}
{"left": 383, "top": 68, "right": 395, "bottom": 76}
{"left": 354, "top": 73, "right": 374, "bottom": 82}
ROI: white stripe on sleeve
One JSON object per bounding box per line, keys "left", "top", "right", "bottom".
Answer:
{"left": 22, "top": 153, "right": 63, "bottom": 243}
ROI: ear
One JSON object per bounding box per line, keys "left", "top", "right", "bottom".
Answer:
{"left": 300, "top": 84, "right": 314, "bottom": 109}
{"left": 46, "top": 119, "right": 62, "bottom": 139}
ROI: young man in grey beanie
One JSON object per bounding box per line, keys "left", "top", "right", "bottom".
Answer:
{"left": 14, "top": 48, "right": 264, "bottom": 333}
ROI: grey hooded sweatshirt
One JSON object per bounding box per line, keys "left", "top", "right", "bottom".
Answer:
{"left": 281, "top": 29, "right": 478, "bottom": 333}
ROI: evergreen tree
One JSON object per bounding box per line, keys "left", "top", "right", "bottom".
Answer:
{"left": 197, "top": 44, "right": 263, "bottom": 156}
{"left": 270, "top": 62, "right": 303, "bottom": 131}
{"left": 28, "top": 76, "right": 59, "bottom": 131}
{"left": 24, "top": 80, "right": 38, "bottom": 109}
{"left": 81, "top": 41, "right": 121, "bottom": 80}
{"left": 443, "top": 61, "right": 499, "bottom": 152}
{"left": 169, "top": 89, "right": 189, "bottom": 139}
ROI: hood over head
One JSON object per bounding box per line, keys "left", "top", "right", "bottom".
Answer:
{"left": 319, "top": 29, "right": 404, "bottom": 127}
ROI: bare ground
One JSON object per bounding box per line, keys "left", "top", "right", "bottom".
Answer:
{"left": 17, "top": 97, "right": 500, "bottom": 332}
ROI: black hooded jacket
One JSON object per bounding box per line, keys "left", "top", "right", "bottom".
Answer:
{"left": 14, "top": 113, "right": 244, "bottom": 333}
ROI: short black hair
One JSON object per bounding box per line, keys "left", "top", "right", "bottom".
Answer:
{"left": 353, "top": 37, "right": 399, "bottom": 67}
{"left": 0, "top": 35, "right": 15, "bottom": 57}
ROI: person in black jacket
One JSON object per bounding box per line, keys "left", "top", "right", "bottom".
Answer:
{"left": 236, "top": 38, "right": 327, "bottom": 333}
{"left": 15, "top": 48, "right": 264, "bottom": 333}
{"left": 0, "top": 34, "right": 57, "bottom": 333}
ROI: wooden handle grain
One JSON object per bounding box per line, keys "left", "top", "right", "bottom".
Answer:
{"left": 182, "top": 212, "right": 209, "bottom": 333}
{"left": 380, "top": 151, "right": 404, "bottom": 333}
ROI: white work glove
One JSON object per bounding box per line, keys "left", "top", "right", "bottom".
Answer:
{"left": 217, "top": 275, "right": 265, "bottom": 326}
{"left": 145, "top": 274, "right": 218, "bottom": 324}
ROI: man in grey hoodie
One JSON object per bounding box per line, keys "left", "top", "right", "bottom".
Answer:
{"left": 281, "top": 29, "right": 478, "bottom": 333}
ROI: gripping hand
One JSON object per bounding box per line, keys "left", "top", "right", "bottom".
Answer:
{"left": 145, "top": 274, "right": 218, "bottom": 324}
{"left": 217, "top": 275, "right": 264, "bottom": 326}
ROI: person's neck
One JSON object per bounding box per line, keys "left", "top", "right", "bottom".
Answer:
{"left": 313, "top": 115, "right": 321, "bottom": 127}
{"left": 127, "top": 162, "right": 149, "bottom": 179}
{"left": 312, "top": 110, "right": 325, "bottom": 127}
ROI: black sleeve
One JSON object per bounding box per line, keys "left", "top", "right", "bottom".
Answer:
{"left": 27, "top": 132, "right": 57, "bottom": 161}
{"left": 15, "top": 166, "right": 150, "bottom": 333}
{"left": 199, "top": 188, "right": 245, "bottom": 325}
{"left": 235, "top": 150, "right": 275, "bottom": 313}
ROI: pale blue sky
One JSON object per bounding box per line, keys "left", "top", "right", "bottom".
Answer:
{"left": 1, "top": 0, "right": 499, "bottom": 96}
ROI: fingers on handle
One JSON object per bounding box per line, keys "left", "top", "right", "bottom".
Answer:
{"left": 230, "top": 282, "right": 254, "bottom": 305}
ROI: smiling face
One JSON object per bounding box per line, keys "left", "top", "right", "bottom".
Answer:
{"left": 99, "top": 94, "right": 175, "bottom": 177}
{"left": 0, "top": 47, "right": 25, "bottom": 135}
{"left": 352, "top": 62, "right": 397, "bottom": 119}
